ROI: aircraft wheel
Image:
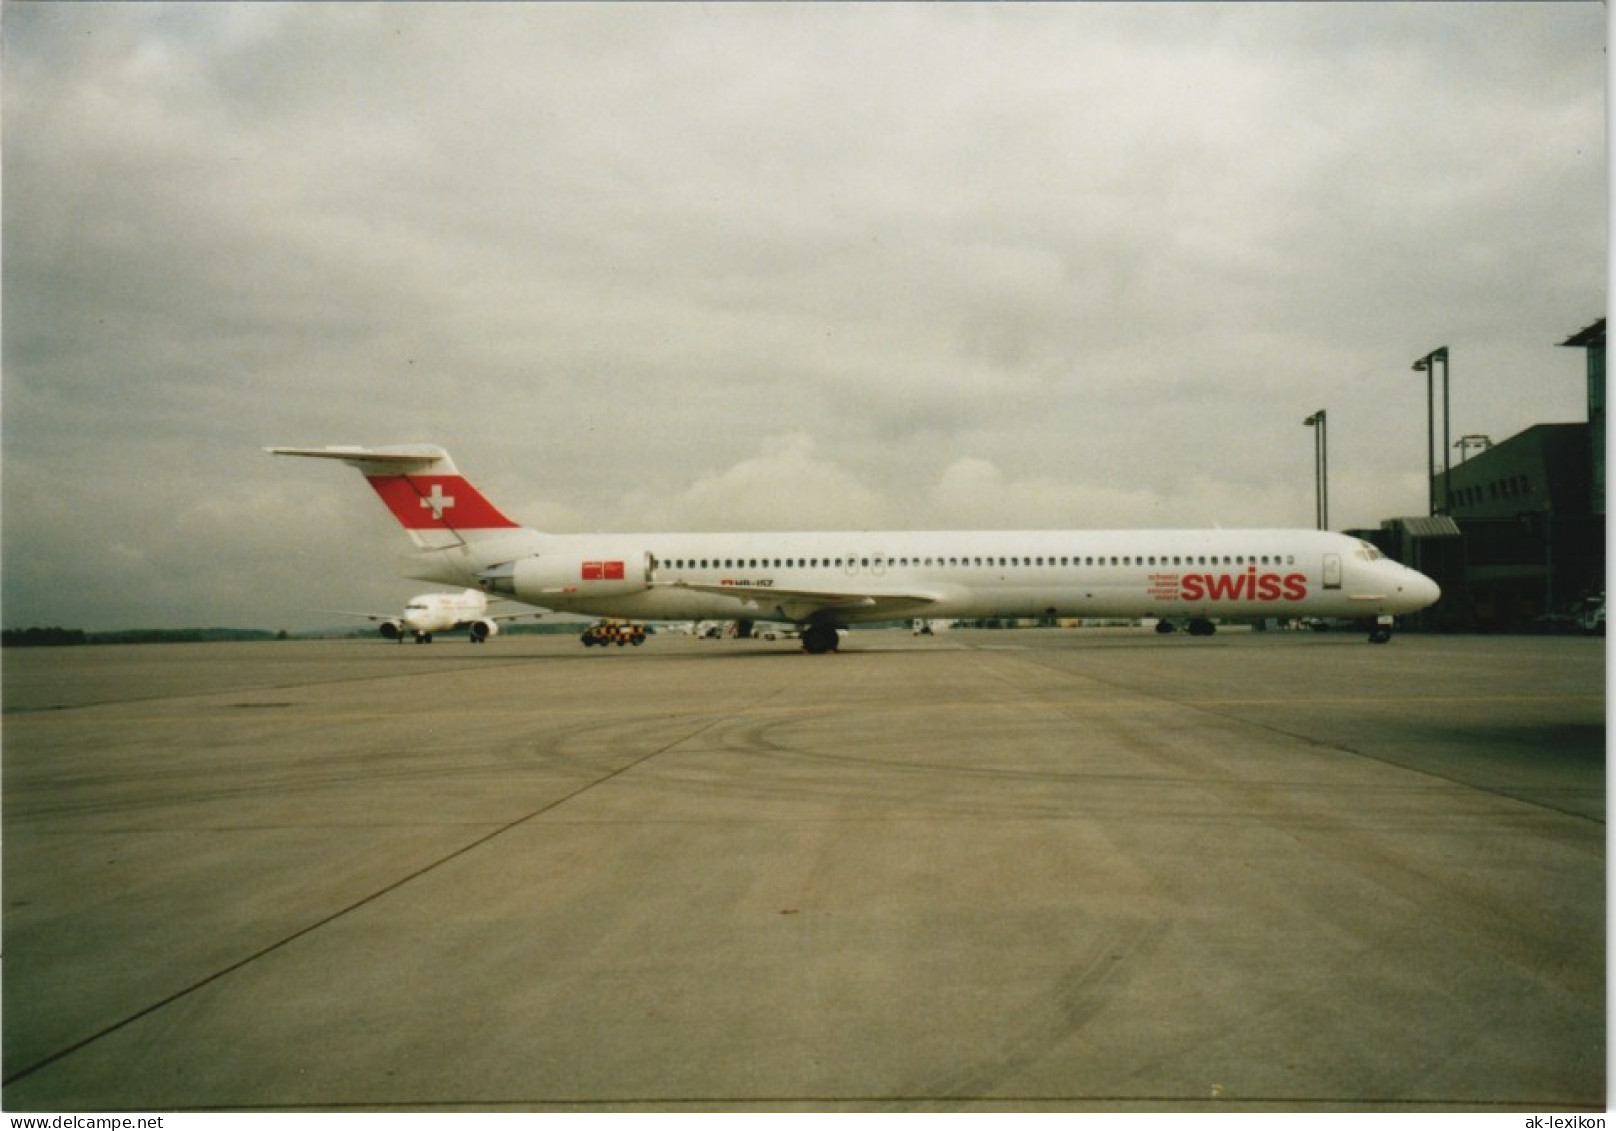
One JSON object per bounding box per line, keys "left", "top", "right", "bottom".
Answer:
{"left": 802, "top": 625, "right": 839, "bottom": 654}
{"left": 1369, "top": 626, "right": 1392, "bottom": 644}
{"left": 1155, "top": 620, "right": 1176, "bottom": 635}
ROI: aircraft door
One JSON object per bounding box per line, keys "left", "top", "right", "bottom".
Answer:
{"left": 1323, "top": 553, "right": 1343, "bottom": 590}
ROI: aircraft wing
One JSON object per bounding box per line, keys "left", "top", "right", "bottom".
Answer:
{"left": 661, "top": 580, "right": 944, "bottom": 623}
{"left": 325, "top": 610, "right": 403, "bottom": 622}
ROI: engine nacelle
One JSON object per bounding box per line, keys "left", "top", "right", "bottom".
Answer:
{"left": 379, "top": 619, "right": 404, "bottom": 641}
{"left": 480, "top": 552, "right": 650, "bottom": 605}
{"left": 470, "top": 619, "right": 499, "bottom": 642}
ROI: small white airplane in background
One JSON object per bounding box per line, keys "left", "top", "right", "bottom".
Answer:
{"left": 269, "top": 444, "right": 1441, "bottom": 651}
{"left": 334, "top": 587, "right": 535, "bottom": 644}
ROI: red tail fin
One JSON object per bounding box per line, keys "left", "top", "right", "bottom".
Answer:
{"left": 268, "top": 445, "right": 521, "bottom": 549}
{"left": 364, "top": 473, "right": 517, "bottom": 532}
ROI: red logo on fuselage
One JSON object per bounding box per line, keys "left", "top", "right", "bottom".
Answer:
{"left": 582, "top": 561, "right": 626, "bottom": 581}
{"left": 1178, "top": 568, "right": 1308, "bottom": 602}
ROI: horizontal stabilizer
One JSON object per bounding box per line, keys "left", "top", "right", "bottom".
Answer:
{"left": 266, "top": 445, "right": 452, "bottom": 469}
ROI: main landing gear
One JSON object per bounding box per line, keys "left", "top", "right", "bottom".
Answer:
{"left": 1155, "top": 618, "right": 1217, "bottom": 636}
{"left": 801, "top": 624, "right": 841, "bottom": 655}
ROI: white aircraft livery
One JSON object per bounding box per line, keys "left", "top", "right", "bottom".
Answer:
{"left": 333, "top": 587, "right": 532, "bottom": 644}
{"left": 269, "top": 444, "right": 1441, "bottom": 652}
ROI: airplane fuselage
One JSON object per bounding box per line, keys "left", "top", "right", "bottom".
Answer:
{"left": 401, "top": 590, "right": 491, "bottom": 636}
{"left": 270, "top": 445, "right": 1441, "bottom": 651}
{"left": 433, "top": 527, "right": 1436, "bottom": 626}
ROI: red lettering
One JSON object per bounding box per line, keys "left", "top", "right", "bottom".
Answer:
{"left": 1179, "top": 570, "right": 1309, "bottom": 603}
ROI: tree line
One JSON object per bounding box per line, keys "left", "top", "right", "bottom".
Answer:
{"left": 2, "top": 627, "right": 286, "bottom": 647}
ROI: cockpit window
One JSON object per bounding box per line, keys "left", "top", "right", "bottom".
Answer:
{"left": 1353, "top": 540, "right": 1384, "bottom": 562}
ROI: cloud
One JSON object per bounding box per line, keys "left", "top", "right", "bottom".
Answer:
{"left": 611, "top": 433, "right": 893, "bottom": 532}
{"left": 2, "top": 2, "right": 1604, "bottom": 629}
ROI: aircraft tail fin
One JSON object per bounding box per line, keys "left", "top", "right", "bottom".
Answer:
{"left": 267, "top": 445, "right": 523, "bottom": 550}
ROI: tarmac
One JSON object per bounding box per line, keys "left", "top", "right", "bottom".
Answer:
{"left": 1, "top": 628, "right": 1605, "bottom": 1112}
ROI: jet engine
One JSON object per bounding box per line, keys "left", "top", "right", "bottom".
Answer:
{"left": 470, "top": 619, "right": 499, "bottom": 642}
{"left": 378, "top": 619, "right": 405, "bottom": 641}
{"left": 479, "top": 552, "right": 651, "bottom": 604}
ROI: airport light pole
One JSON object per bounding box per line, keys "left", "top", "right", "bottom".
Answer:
{"left": 1411, "top": 346, "right": 1450, "bottom": 514}
{"left": 1303, "top": 410, "right": 1328, "bottom": 530}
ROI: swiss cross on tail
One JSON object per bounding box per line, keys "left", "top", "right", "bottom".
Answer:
{"left": 265, "top": 445, "right": 523, "bottom": 550}
{"left": 365, "top": 475, "right": 518, "bottom": 531}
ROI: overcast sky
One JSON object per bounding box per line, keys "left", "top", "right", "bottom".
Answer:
{"left": 4, "top": 2, "right": 1606, "bottom": 630}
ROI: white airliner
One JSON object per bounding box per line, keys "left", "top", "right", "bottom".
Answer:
{"left": 269, "top": 444, "right": 1441, "bottom": 652}
{"left": 333, "top": 587, "right": 533, "bottom": 644}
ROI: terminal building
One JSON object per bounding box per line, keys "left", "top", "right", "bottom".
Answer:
{"left": 1372, "top": 318, "right": 1605, "bottom": 631}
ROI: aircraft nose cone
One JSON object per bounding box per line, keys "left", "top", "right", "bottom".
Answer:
{"left": 1408, "top": 571, "right": 1441, "bottom": 609}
